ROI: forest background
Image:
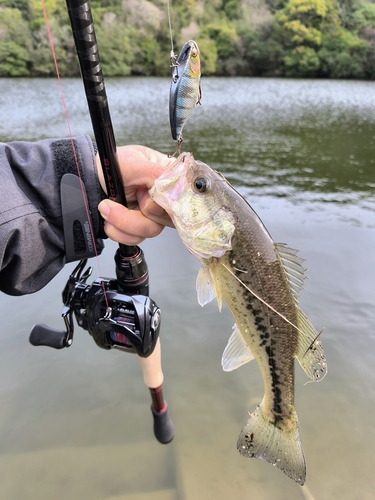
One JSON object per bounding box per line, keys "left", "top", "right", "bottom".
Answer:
{"left": 2, "top": 0, "right": 375, "bottom": 78}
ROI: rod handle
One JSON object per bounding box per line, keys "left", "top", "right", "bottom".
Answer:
{"left": 151, "top": 403, "right": 174, "bottom": 444}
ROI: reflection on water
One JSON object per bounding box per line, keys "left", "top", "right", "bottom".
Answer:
{"left": 0, "top": 77, "right": 374, "bottom": 499}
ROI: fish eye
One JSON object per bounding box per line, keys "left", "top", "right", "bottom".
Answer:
{"left": 191, "top": 49, "right": 198, "bottom": 57}
{"left": 193, "top": 176, "right": 209, "bottom": 193}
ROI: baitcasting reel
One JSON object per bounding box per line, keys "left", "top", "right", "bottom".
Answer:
{"left": 29, "top": 258, "right": 161, "bottom": 358}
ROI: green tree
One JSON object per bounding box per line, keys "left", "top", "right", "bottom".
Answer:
{"left": 319, "top": 27, "right": 368, "bottom": 78}
{"left": 196, "top": 37, "right": 218, "bottom": 73}
{"left": 0, "top": 0, "right": 30, "bottom": 19}
{"left": 223, "top": 0, "right": 241, "bottom": 19}
{"left": 1, "top": 0, "right": 375, "bottom": 78}
{"left": 239, "top": 21, "right": 284, "bottom": 76}
{"left": 199, "top": 18, "right": 240, "bottom": 74}
{"left": 0, "top": 41, "right": 29, "bottom": 75}
{"left": 29, "top": 0, "right": 69, "bottom": 30}
{"left": 95, "top": 23, "right": 134, "bottom": 76}
{"left": 274, "top": 0, "right": 330, "bottom": 76}
{"left": 0, "top": 7, "right": 32, "bottom": 75}
{"left": 131, "top": 35, "right": 165, "bottom": 75}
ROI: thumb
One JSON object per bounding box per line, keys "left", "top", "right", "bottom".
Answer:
{"left": 137, "top": 189, "right": 174, "bottom": 228}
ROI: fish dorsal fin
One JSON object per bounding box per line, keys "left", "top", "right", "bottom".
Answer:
{"left": 222, "top": 325, "right": 255, "bottom": 372}
{"left": 196, "top": 259, "right": 222, "bottom": 311}
{"left": 275, "top": 243, "right": 307, "bottom": 302}
{"left": 275, "top": 244, "right": 327, "bottom": 381}
{"left": 295, "top": 308, "right": 327, "bottom": 382}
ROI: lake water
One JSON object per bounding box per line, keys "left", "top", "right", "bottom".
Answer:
{"left": 0, "top": 77, "right": 374, "bottom": 500}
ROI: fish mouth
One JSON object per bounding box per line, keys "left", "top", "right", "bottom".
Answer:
{"left": 150, "top": 153, "right": 194, "bottom": 208}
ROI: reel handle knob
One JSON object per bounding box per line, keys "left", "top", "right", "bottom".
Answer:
{"left": 29, "top": 323, "right": 71, "bottom": 349}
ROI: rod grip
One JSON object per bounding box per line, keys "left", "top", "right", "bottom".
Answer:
{"left": 151, "top": 403, "right": 175, "bottom": 444}
{"left": 138, "top": 339, "right": 175, "bottom": 443}
{"left": 138, "top": 338, "right": 164, "bottom": 388}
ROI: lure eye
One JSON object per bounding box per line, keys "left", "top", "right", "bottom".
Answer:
{"left": 193, "top": 176, "right": 209, "bottom": 193}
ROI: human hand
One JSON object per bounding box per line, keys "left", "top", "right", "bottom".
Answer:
{"left": 97, "top": 145, "right": 174, "bottom": 246}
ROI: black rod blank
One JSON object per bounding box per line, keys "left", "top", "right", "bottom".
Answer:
{"left": 65, "top": 0, "right": 135, "bottom": 257}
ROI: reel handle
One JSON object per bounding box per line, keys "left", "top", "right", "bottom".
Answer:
{"left": 29, "top": 323, "right": 70, "bottom": 349}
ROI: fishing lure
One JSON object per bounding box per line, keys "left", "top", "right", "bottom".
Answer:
{"left": 169, "top": 40, "right": 202, "bottom": 154}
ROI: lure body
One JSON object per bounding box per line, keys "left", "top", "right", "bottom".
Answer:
{"left": 169, "top": 40, "right": 201, "bottom": 149}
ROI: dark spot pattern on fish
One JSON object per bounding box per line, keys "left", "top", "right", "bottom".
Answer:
{"left": 225, "top": 239, "right": 299, "bottom": 420}
{"left": 265, "top": 345, "right": 283, "bottom": 417}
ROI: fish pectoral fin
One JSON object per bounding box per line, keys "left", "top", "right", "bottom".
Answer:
{"left": 295, "top": 308, "right": 327, "bottom": 382}
{"left": 196, "top": 260, "right": 222, "bottom": 310}
{"left": 196, "top": 265, "right": 216, "bottom": 307}
{"left": 221, "top": 325, "right": 255, "bottom": 372}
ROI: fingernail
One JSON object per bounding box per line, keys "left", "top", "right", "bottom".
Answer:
{"left": 98, "top": 201, "right": 110, "bottom": 220}
{"left": 149, "top": 201, "right": 166, "bottom": 215}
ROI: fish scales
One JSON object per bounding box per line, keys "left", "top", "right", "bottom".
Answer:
{"left": 149, "top": 153, "right": 327, "bottom": 485}
{"left": 220, "top": 231, "right": 299, "bottom": 421}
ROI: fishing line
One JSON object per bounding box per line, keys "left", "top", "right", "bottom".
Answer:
{"left": 167, "top": 0, "right": 174, "bottom": 52}
{"left": 167, "top": 0, "right": 177, "bottom": 64}
{"left": 303, "top": 327, "right": 325, "bottom": 357}
{"left": 42, "top": 0, "right": 109, "bottom": 308}
{"left": 220, "top": 261, "right": 308, "bottom": 338}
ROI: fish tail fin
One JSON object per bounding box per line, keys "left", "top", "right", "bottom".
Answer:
{"left": 237, "top": 402, "right": 306, "bottom": 485}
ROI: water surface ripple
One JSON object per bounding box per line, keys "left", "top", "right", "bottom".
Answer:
{"left": 0, "top": 77, "right": 374, "bottom": 500}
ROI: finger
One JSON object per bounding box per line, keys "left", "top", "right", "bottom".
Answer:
{"left": 122, "top": 145, "right": 174, "bottom": 167}
{"left": 103, "top": 222, "right": 146, "bottom": 246}
{"left": 137, "top": 189, "right": 175, "bottom": 228}
{"left": 117, "top": 146, "right": 175, "bottom": 188}
{"left": 98, "top": 199, "right": 165, "bottom": 240}
{"left": 96, "top": 146, "right": 175, "bottom": 197}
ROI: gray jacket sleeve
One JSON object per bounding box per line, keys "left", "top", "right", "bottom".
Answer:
{"left": 0, "top": 136, "right": 105, "bottom": 296}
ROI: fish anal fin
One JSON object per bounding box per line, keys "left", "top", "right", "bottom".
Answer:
{"left": 237, "top": 402, "right": 306, "bottom": 485}
{"left": 295, "top": 308, "right": 327, "bottom": 382}
{"left": 222, "top": 325, "right": 255, "bottom": 372}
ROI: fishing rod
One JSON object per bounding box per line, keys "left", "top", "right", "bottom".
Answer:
{"left": 29, "top": 0, "right": 174, "bottom": 444}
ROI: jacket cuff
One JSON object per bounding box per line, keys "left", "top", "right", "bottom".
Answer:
{"left": 53, "top": 136, "right": 107, "bottom": 257}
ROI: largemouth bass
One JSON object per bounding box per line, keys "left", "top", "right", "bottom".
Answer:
{"left": 169, "top": 40, "right": 202, "bottom": 152}
{"left": 149, "top": 153, "right": 327, "bottom": 485}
